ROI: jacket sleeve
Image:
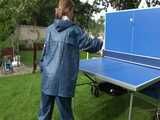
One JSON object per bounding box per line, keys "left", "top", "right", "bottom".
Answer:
{"left": 77, "top": 27, "right": 103, "bottom": 53}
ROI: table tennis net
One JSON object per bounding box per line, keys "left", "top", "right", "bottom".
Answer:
{"left": 103, "top": 50, "right": 160, "bottom": 70}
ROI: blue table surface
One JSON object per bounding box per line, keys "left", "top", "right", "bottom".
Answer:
{"left": 79, "top": 57, "right": 160, "bottom": 91}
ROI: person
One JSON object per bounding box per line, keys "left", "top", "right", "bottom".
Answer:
{"left": 38, "top": 0, "right": 103, "bottom": 120}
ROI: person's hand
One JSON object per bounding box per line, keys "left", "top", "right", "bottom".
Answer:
{"left": 97, "top": 33, "right": 104, "bottom": 56}
{"left": 98, "top": 36, "right": 103, "bottom": 43}
{"left": 97, "top": 33, "right": 104, "bottom": 42}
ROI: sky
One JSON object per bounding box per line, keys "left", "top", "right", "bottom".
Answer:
{"left": 80, "top": 0, "right": 107, "bottom": 22}
{"left": 80, "top": 0, "right": 94, "bottom": 5}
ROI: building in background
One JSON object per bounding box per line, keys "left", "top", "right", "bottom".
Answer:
{"left": 15, "top": 25, "right": 46, "bottom": 50}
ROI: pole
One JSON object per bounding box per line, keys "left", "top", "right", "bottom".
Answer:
{"left": 32, "top": 42, "right": 37, "bottom": 73}
{"left": 128, "top": 93, "right": 134, "bottom": 120}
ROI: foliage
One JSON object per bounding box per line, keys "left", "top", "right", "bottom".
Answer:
{"left": 109, "top": 0, "right": 139, "bottom": 9}
{"left": 0, "top": 0, "right": 99, "bottom": 42}
{"left": 19, "top": 0, "right": 102, "bottom": 30}
{"left": 74, "top": 0, "right": 100, "bottom": 29}
{"left": 0, "top": 0, "right": 39, "bottom": 42}
{"left": 19, "top": 0, "right": 58, "bottom": 26}
{"left": 1, "top": 0, "right": 160, "bottom": 43}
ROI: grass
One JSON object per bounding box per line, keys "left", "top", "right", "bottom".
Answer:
{"left": 0, "top": 72, "right": 156, "bottom": 120}
{"left": 19, "top": 51, "right": 42, "bottom": 66}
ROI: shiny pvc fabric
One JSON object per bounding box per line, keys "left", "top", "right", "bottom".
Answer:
{"left": 40, "top": 19, "right": 103, "bottom": 97}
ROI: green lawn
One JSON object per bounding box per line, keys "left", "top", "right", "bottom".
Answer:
{"left": 0, "top": 73, "right": 156, "bottom": 120}
{"left": 19, "top": 51, "right": 42, "bottom": 66}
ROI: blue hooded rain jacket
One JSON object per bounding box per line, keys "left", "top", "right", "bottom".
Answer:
{"left": 40, "top": 19, "right": 103, "bottom": 97}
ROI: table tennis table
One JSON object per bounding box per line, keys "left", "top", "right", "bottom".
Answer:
{"left": 79, "top": 7, "right": 160, "bottom": 120}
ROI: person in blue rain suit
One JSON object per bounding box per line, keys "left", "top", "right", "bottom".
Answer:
{"left": 38, "top": 0, "right": 103, "bottom": 120}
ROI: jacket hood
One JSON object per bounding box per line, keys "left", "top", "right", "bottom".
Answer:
{"left": 54, "top": 19, "right": 75, "bottom": 32}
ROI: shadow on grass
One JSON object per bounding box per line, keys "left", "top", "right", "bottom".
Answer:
{"left": 87, "top": 94, "right": 129, "bottom": 120}
{"left": 74, "top": 85, "right": 130, "bottom": 120}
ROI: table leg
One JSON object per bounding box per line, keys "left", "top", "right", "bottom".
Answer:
{"left": 128, "top": 93, "right": 134, "bottom": 120}
{"left": 155, "top": 107, "right": 160, "bottom": 120}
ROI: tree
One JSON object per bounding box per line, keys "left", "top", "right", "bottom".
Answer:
{"left": 2, "top": 0, "right": 160, "bottom": 43}
{"left": 19, "top": 0, "right": 58, "bottom": 26}
{"left": 74, "top": 0, "right": 100, "bottom": 28}
{"left": 0, "top": 0, "right": 39, "bottom": 42}
{"left": 22, "top": 0, "right": 101, "bottom": 28}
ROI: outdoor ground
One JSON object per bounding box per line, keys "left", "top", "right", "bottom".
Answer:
{"left": 0, "top": 73, "right": 156, "bottom": 120}
{"left": 0, "top": 51, "right": 157, "bottom": 120}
